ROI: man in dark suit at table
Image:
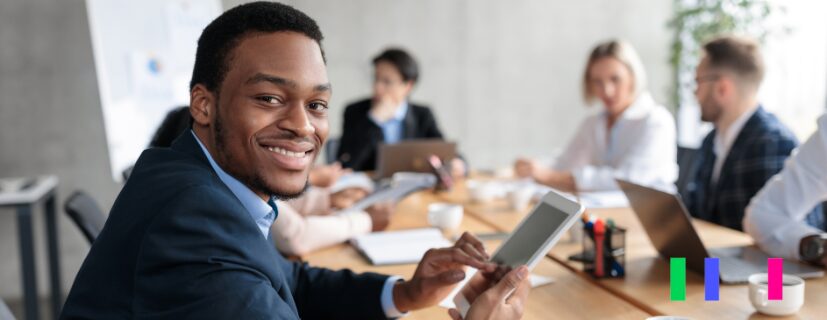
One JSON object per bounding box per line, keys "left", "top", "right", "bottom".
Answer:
{"left": 60, "top": 2, "right": 529, "bottom": 319}
{"left": 336, "top": 48, "right": 466, "bottom": 175}
{"left": 679, "top": 35, "right": 824, "bottom": 231}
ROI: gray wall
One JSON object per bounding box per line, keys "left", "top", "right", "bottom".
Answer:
{"left": 237, "top": 0, "right": 677, "bottom": 166}
{"left": 0, "top": 0, "right": 122, "bottom": 308}
{"left": 0, "top": 0, "right": 673, "bottom": 309}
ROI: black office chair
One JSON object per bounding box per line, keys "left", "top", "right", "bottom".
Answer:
{"left": 324, "top": 137, "right": 340, "bottom": 164}
{"left": 676, "top": 145, "right": 698, "bottom": 192}
{"left": 822, "top": 203, "right": 827, "bottom": 232}
{"left": 64, "top": 191, "right": 107, "bottom": 244}
{"left": 0, "top": 297, "right": 15, "bottom": 320}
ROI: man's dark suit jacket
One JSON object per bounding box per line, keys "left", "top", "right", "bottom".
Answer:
{"left": 60, "top": 132, "right": 389, "bottom": 319}
{"left": 679, "top": 106, "right": 822, "bottom": 231}
{"left": 336, "top": 98, "right": 444, "bottom": 171}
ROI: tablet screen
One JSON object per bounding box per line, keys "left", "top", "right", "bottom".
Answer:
{"left": 492, "top": 202, "right": 571, "bottom": 267}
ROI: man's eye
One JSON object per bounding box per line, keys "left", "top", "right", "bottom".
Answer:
{"left": 308, "top": 102, "right": 328, "bottom": 111}
{"left": 256, "top": 96, "right": 281, "bottom": 104}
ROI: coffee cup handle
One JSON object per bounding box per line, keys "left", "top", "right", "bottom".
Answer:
{"left": 757, "top": 287, "right": 769, "bottom": 307}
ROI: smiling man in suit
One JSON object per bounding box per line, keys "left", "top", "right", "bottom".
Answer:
{"left": 60, "top": 2, "right": 529, "bottom": 319}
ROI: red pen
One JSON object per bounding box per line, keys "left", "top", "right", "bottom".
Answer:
{"left": 594, "top": 219, "right": 605, "bottom": 277}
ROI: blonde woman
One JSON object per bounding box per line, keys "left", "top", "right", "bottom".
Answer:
{"left": 515, "top": 40, "right": 677, "bottom": 192}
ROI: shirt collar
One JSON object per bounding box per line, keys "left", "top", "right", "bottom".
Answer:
{"left": 714, "top": 106, "right": 758, "bottom": 158}
{"left": 370, "top": 101, "right": 409, "bottom": 124}
{"left": 190, "top": 131, "right": 274, "bottom": 236}
{"left": 614, "top": 92, "right": 656, "bottom": 121}
{"left": 393, "top": 101, "right": 409, "bottom": 121}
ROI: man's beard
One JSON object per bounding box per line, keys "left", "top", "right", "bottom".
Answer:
{"left": 699, "top": 94, "right": 721, "bottom": 123}
{"left": 213, "top": 110, "right": 309, "bottom": 201}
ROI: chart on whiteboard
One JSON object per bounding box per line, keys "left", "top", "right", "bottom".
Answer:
{"left": 86, "top": 0, "right": 221, "bottom": 181}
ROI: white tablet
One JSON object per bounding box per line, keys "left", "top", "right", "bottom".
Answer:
{"left": 453, "top": 190, "right": 584, "bottom": 315}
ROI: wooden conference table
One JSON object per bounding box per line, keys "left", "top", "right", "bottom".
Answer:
{"left": 303, "top": 178, "right": 826, "bottom": 319}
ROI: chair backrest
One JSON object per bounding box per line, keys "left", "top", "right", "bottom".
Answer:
{"left": 0, "top": 297, "right": 15, "bottom": 320}
{"left": 64, "top": 191, "right": 107, "bottom": 244}
{"left": 823, "top": 203, "right": 827, "bottom": 232}
{"left": 324, "top": 137, "right": 340, "bottom": 164}
{"left": 676, "top": 145, "right": 698, "bottom": 192}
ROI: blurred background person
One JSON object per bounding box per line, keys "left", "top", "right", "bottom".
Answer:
{"left": 515, "top": 40, "right": 677, "bottom": 192}
{"left": 336, "top": 48, "right": 465, "bottom": 176}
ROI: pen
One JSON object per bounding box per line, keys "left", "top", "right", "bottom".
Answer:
{"left": 594, "top": 219, "right": 605, "bottom": 277}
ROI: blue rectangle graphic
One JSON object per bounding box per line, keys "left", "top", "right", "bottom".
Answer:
{"left": 704, "top": 257, "right": 719, "bottom": 301}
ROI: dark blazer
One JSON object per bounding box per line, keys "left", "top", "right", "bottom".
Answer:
{"left": 61, "top": 132, "right": 389, "bottom": 319}
{"left": 679, "top": 107, "right": 807, "bottom": 231}
{"left": 336, "top": 98, "right": 444, "bottom": 171}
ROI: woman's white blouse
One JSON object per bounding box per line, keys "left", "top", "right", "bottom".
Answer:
{"left": 553, "top": 92, "right": 678, "bottom": 192}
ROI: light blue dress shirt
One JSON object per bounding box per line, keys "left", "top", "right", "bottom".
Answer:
{"left": 191, "top": 131, "right": 406, "bottom": 318}
{"left": 370, "top": 101, "right": 409, "bottom": 144}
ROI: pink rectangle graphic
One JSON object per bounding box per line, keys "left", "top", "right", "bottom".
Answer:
{"left": 768, "top": 258, "right": 783, "bottom": 300}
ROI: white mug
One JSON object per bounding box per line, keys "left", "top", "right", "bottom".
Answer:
{"left": 747, "top": 273, "right": 805, "bottom": 316}
{"left": 507, "top": 186, "right": 534, "bottom": 211}
{"left": 467, "top": 180, "right": 496, "bottom": 203}
{"left": 427, "top": 203, "right": 463, "bottom": 231}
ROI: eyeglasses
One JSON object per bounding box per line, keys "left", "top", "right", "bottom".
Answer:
{"left": 691, "top": 74, "right": 721, "bottom": 91}
{"left": 374, "top": 78, "right": 405, "bottom": 87}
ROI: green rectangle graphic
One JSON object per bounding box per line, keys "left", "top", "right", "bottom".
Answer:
{"left": 670, "top": 257, "right": 686, "bottom": 301}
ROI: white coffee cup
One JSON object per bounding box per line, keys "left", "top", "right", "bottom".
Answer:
{"left": 427, "top": 203, "right": 463, "bottom": 231}
{"left": 748, "top": 273, "right": 805, "bottom": 316}
{"left": 507, "top": 186, "right": 534, "bottom": 211}
{"left": 467, "top": 180, "right": 496, "bottom": 203}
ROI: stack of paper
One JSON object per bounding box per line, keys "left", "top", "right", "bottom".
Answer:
{"left": 578, "top": 191, "right": 630, "bottom": 208}
{"left": 352, "top": 228, "right": 452, "bottom": 265}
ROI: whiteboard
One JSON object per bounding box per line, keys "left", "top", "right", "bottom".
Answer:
{"left": 86, "top": 0, "right": 222, "bottom": 181}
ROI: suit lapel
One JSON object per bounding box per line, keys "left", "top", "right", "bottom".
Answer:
{"left": 171, "top": 131, "right": 300, "bottom": 315}
{"left": 403, "top": 103, "right": 417, "bottom": 139}
{"left": 711, "top": 108, "right": 763, "bottom": 197}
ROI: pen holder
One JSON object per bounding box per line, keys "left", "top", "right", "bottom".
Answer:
{"left": 582, "top": 226, "right": 626, "bottom": 278}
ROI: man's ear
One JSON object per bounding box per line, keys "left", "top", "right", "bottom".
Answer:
{"left": 716, "top": 77, "right": 732, "bottom": 100}
{"left": 402, "top": 80, "right": 415, "bottom": 96}
{"left": 190, "top": 84, "right": 215, "bottom": 127}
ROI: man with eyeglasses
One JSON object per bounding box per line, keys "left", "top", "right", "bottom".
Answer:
{"left": 678, "top": 35, "right": 824, "bottom": 231}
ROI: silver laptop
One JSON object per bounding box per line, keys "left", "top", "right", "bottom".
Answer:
{"left": 616, "top": 179, "right": 824, "bottom": 284}
{"left": 374, "top": 140, "right": 456, "bottom": 179}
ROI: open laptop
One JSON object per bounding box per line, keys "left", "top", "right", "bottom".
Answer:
{"left": 616, "top": 179, "right": 824, "bottom": 284}
{"left": 374, "top": 140, "right": 456, "bottom": 179}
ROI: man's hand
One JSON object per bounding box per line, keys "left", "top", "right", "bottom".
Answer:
{"left": 513, "top": 158, "right": 536, "bottom": 179}
{"left": 451, "top": 158, "right": 467, "bottom": 179}
{"left": 392, "top": 232, "right": 497, "bottom": 312}
{"left": 330, "top": 187, "right": 369, "bottom": 210}
{"left": 309, "top": 162, "right": 350, "bottom": 188}
{"left": 364, "top": 201, "right": 393, "bottom": 232}
{"left": 448, "top": 266, "right": 530, "bottom": 320}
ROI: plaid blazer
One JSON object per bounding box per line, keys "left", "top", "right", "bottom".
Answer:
{"left": 679, "top": 107, "right": 823, "bottom": 231}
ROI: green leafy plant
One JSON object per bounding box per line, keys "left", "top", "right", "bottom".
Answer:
{"left": 668, "top": 0, "right": 787, "bottom": 109}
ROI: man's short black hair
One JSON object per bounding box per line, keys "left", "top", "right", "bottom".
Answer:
{"left": 189, "top": 1, "right": 325, "bottom": 93}
{"left": 372, "top": 48, "right": 419, "bottom": 83}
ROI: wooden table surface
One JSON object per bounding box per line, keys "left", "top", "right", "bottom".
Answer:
{"left": 303, "top": 191, "right": 650, "bottom": 319}
{"left": 438, "top": 178, "right": 827, "bottom": 320}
